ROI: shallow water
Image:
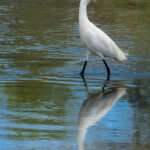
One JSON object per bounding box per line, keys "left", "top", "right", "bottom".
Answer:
{"left": 0, "top": 0, "right": 150, "bottom": 150}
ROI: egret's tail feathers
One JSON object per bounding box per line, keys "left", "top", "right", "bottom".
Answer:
{"left": 111, "top": 43, "right": 127, "bottom": 62}
{"left": 117, "top": 50, "right": 127, "bottom": 62}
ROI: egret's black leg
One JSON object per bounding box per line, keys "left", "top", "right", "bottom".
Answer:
{"left": 80, "top": 61, "right": 87, "bottom": 76}
{"left": 103, "top": 59, "right": 110, "bottom": 80}
{"left": 80, "top": 73, "right": 87, "bottom": 87}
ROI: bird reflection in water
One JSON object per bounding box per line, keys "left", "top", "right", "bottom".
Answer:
{"left": 78, "top": 77, "right": 126, "bottom": 150}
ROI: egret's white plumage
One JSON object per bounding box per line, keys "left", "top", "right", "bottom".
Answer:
{"left": 79, "top": 0, "right": 127, "bottom": 77}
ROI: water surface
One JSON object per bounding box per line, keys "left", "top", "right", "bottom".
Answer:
{"left": 0, "top": 0, "right": 150, "bottom": 150}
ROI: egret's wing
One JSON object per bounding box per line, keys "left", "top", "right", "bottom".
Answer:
{"left": 93, "top": 26, "right": 127, "bottom": 61}
{"left": 84, "top": 27, "right": 115, "bottom": 58}
{"left": 84, "top": 26, "right": 126, "bottom": 61}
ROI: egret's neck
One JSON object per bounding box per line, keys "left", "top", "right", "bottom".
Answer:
{"left": 79, "top": 0, "right": 90, "bottom": 24}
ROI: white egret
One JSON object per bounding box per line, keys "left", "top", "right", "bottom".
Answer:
{"left": 79, "top": 0, "right": 127, "bottom": 78}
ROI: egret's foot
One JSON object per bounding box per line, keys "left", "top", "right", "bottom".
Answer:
{"left": 80, "top": 73, "right": 87, "bottom": 87}
{"left": 80, "top": 72, "right": 85, "bottom": 78}
{"left": 80, "top": 71, "right": 84, "bottom": 75}
{"left": 106, "top": 74, "right": 110, "bottom": 81}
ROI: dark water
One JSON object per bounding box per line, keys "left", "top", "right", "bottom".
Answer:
{"left": 0, "top": 0, "right": 150, "bottom": 150}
